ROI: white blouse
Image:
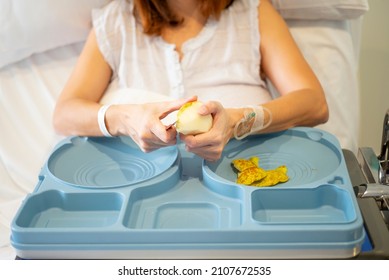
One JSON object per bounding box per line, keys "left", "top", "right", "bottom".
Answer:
{"left": 92, "top": 0, "right": 271, "bottom": 108}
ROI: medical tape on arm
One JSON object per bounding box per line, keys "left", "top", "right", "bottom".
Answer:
{"left": 233, "top": 105, "right": 272, "bottom": 140}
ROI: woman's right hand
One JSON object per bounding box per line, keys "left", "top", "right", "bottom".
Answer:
{"left": 106, "top": 96, "right": 197, "bottom": 152}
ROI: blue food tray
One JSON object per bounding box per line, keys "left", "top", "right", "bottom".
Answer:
{"left": 11, "top": 127, "right": 365, "bottom": 259}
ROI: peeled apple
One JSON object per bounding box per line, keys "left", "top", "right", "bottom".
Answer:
{"left": 176, "top": 101, "right": 213, "bottom": 135}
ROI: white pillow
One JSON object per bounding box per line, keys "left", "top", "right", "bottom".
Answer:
{"left": 0, "top": 0, "right": 110, "bottom": 69}
{"left": 0, "top": 0, "right": 369, "bottom": 69}
{"left": 271, "top": 0, "right": 369, "bottom": 20}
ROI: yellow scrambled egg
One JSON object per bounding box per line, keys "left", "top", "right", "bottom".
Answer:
{"left": 231, "top": 157, "right": 289, "bottom": 187}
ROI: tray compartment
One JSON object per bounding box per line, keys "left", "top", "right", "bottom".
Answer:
{"left": 15, "top": 190, "right": 123, "bottom": 229}
{"left": 251, "top": 184, "right": 357, "bottom": 224}
{"left": 151, "top": 202, "right": 225, "bottom": 229}
{"left": 123, "top": 180, "right": 243, "bottom": 229}
{"left": 47, "top": 136, "right": 178, "bottom": 188}
{"left": 204, "top": 129, "right": 343, "bottom": 187}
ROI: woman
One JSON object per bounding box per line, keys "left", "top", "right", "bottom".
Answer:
{"left": 53, "top": 0, "right": 328, "bottom": 161}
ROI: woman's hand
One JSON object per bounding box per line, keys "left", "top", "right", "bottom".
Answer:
{"left": 108, "top": 96, "right": 197, "bottom": 152}
{"left": 179, "top": 101, "right": 241, "bottom": 161}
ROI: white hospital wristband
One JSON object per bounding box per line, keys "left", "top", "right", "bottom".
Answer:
{"left": 98, "top": 104, "right": 113, "bottom": 137}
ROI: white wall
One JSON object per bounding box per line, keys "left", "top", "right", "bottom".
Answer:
{"left": 359, "top": 0, "right": 389, "bottom": 153}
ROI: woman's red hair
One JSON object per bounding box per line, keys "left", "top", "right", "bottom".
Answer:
{"left": 133, "top": 0, "right": 235, "bottom": 35}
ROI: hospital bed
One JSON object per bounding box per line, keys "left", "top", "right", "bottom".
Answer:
{"left": 0, "top": 0, "right": 369, "bottom": 259}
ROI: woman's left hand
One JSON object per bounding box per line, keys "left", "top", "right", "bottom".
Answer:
{"left": 179, "top": 101, "right": 238, "bottom": 161}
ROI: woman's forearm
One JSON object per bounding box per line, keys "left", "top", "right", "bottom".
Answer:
{"left": 53, "top": 98, "right": 104, "bottom": 137}
{"left": 260, "top": 88, "right": 329, "bottom": 133}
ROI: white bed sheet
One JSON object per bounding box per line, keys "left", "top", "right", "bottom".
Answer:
{"left": 0, "top": 19, "right": 362, "bottom": 260}
{"left": 284, "top": 18, "right": 361, "bottom": 154}
{"left": 0, "top": 42, "right": 84, "bottom": 259}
